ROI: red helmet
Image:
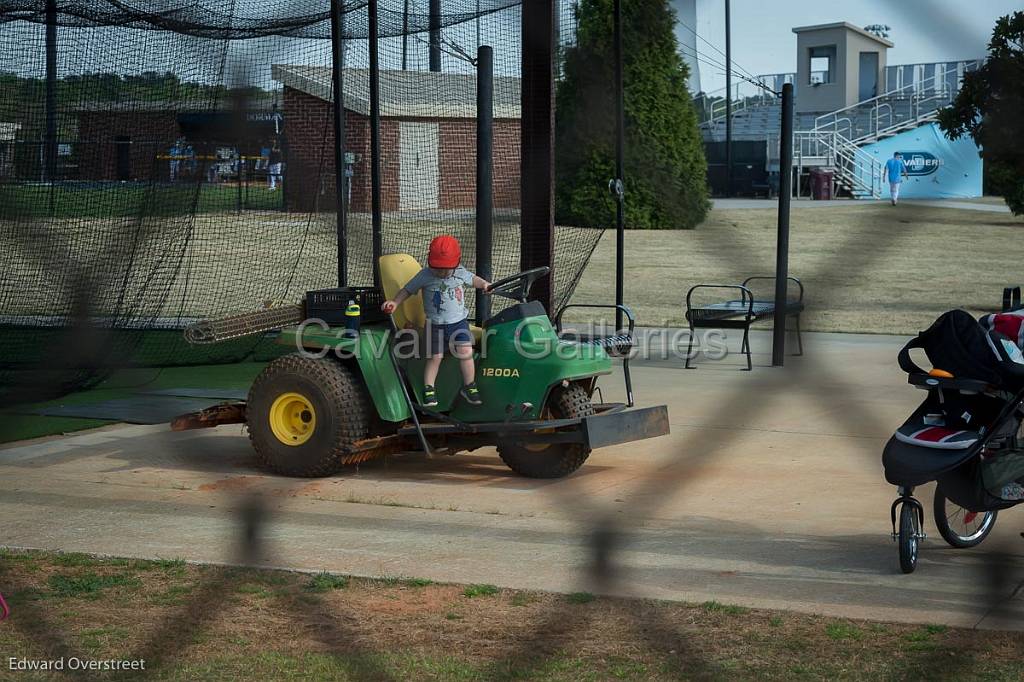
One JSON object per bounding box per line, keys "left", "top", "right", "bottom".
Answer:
{"left": 427, "top": 235, "right": 461, "bottom": 268}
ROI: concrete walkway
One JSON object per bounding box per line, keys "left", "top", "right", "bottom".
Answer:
{"left": 713, "top": 197, "right": 1012, "bottom": 212}
{"left": 3, "top": 330, "right": 1023, "bottom": 629}
{"left": 903, "top": 199, "right": 1012, "bottom": 213}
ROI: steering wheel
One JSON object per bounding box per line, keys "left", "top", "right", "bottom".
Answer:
{"left": 486, "top": 266, "right": 551, "bottom": 303}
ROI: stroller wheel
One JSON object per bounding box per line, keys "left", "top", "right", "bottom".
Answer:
{"left": 898, "top": 503, "right": 922, "bottom": 574}
{"left": 933, "top": 489, "right": 997, "bottom": 549}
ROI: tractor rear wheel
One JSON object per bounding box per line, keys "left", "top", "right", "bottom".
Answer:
{"left": 247, "top": 353, "right": 372, "bottom": 477}
{"left": 498, "top": 383, "right": 595, "bottom": 479}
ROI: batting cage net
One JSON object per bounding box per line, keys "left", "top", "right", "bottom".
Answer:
{"left": 0, "top": 0, "right": 604, "bottom": 401}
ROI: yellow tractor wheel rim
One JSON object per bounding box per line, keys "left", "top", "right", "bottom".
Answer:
{"left": 268, "top": 392, "right": 316, "bottom": 446}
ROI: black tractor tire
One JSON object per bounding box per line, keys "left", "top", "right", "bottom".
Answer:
{"left": 247, "top": 353, "right": 372, "bottom": 477}
{"left": 497, "top": 383, "right": 595, "bottom": 479}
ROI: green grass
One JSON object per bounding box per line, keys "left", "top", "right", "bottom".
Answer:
{"left": 148, "top": 584, "right": 194, "bottom": 606}
{"left": 304, "top": 572, "right": 349, "bottom": 593}
{"left": 4, "top": 549, "right": 1024, "bottom": 681}
{"left": 566, "top": 591, "right": 596, "bottom": 604}
{"left": 825, "top": 621, "right": 864, "bottom": 641}
{"left": 52, "top": 552, "right": 104, "bottom": 567}
{"left": 701, "top": 600, "right": 749, "bottom": 615}
{"left": 47, "top": 571, "right": 142, "bottom": 599}
{"left": 462, "top": 584, "right": 499, "bottom": 598}
{"left": 0, "top": 182, "right": 284, "bottom": 219}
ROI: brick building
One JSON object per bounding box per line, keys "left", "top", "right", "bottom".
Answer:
{"left": 272, "top": 65, "right": 521, "bottom": 213}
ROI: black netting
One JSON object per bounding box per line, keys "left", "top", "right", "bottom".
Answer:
{"left": 0, "top": 0, "right": 604, "bottom": 401}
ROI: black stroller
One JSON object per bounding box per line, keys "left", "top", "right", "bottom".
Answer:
{"left": 883, "top": 305, "right": 1024, "bottom": 573}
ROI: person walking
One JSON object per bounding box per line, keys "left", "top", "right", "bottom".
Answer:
{"left": 883, "top": 151, "right": 908, "bottom": 205}
{"left": 268, "top": 139, "right": 283, "bottom": 191}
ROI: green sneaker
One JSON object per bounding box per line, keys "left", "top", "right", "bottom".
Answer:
{"left": 422, "top": 385, "right": 439, "bottom": 407}
{"left": 460, "top": 382, "right": 483, "bottom": 406}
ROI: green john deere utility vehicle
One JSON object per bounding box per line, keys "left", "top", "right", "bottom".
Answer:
{"left": 178, "top": 253, "right": 668, "bottom": 479}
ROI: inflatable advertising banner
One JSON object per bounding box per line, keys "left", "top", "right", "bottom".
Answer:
{"left": 858, "top": 123, "right": 983, "bottom": 199}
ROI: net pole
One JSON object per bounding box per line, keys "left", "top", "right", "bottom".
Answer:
{"left": 45, "top": 0, "right": 57, "bottom": 211}
{"left": 520, "top": 0, "right": 556, "bottom": 313}
{"left": 771, "top": 82, "right": 794, "bottom": 367}
{"left": 401, "top": 0, "right": 409, "bottom": 70}
{"left": 369, "top": 0, "right": 383, "bottom": 287}
{"left": 429, "top": 0, "right": 442, "bottom": 72}
{"left": 724, "top": 0, "right": 732, "bottom": 198}
{"left": 613, "top": 0, "right": 625, "bottom": 332}
{"left": 475, "top": 45, "right": 494, "bottom": 326}
{"left": 330, "top": 0, "right": 348, "bottom": 286}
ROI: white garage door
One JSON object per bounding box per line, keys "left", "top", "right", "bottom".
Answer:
{"left": 399, "top": 122, "right": 440, "bottom": 211}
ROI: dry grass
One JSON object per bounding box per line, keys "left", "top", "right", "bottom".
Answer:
{"left": 5, "top": 201, "right": 1020, "bottom": 335}
{"left": 2, "top": 549, "right": 1023, "bottom": 680}
{"left": 573, "top": 202, "right": 1024, "bottom": 335}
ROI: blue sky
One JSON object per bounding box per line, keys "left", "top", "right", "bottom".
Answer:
{"left": 678, "top": 0, "right": 1021, "bottom": 93}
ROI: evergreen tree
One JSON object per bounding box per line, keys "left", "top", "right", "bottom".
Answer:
{"left": 555, "top": 0, "right": 709, "bottom": 230}
{"left": 937, "top": 12, "right": 1024, "bottom": 216}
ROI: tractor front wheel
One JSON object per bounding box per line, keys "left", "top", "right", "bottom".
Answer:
{"left": 247, "top": 353, "right": 372, "bottom": 477}
{"left": 498, "top": 383, "right": 595, "bottom": 479}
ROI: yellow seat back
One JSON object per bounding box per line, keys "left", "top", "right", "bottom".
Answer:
{"left": 379, "top": 253, "right": 426, "bottom": 329}
{"left": 378, "top": 252, "right": 483, "bottom": 343}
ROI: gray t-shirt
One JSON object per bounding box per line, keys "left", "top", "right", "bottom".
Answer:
{"left": 402, "top": 266, "right": 475, "bottom": 325}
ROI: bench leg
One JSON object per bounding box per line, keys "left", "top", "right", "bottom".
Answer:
{"left": 685, "top": 325, "right": 696, "bottom": 369}
{"left": 742, "top": 326, "right": 752, "bottom": 371}
{"left": 623, "top": 355, "right": 634, "bottom": 407}
{"left": 794, "top": 314, "right": 804, "bottom": 356}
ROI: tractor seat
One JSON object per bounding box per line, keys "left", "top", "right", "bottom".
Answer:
{"left": 378, "top": 253, "right": 483, "bottom": 344}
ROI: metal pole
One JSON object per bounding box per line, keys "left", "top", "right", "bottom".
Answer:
{"left": 475, "top": 46, "right": 493, "bottom": 326}
{"left": 772, "top": 82, "right": 794, "bottom": 367}
{"left": 45, "top": 0, "right": 57, "bottom": 212}
{"left": 401, "top": 0, "right": 409, "bottom": 70}
{"left": 724, "top": 0, "right": 732, "bottom": 198}
{"left": 429, "top": 0, "right": 442, "bottom": 72}
{"left": 331, "top": 0, "right": 348, "bottom": 286}
{"left": 519, "top": 0, "right": 556, "bottom": 313}
{"left": 369, "top": 0, "right": 383, "bottom": 288}
{"left": 613, "top": 0, "right": 625, "bottom": 331}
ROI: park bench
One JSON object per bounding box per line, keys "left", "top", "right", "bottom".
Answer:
{"left": 684, "top": 276, "right": 804, "bottom": 371}
{"left": 555, "top": 304, "right": 636, "bottom": 407}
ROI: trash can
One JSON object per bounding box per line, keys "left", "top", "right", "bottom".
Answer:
{"left": 810, "top": 168, "right": 834, "bottom": 200}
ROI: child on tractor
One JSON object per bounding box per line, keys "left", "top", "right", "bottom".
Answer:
{"left": 381, "top": 235, "right": 491, "bottom": 407}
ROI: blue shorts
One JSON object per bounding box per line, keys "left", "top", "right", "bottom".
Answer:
{"left": 425, "top": 318, "right": 473, "bottom": 355}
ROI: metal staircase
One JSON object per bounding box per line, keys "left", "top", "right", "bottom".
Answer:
{"left": 790, "top": 131, "right": 882, "bottom": 198}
